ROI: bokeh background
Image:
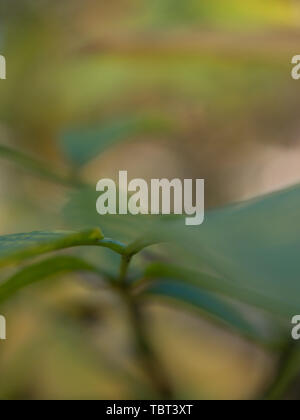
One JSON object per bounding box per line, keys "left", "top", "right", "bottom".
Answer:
{"left": 0, "top": 0, "right": 300, "bottom": 400}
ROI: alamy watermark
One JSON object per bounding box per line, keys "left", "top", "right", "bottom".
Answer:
{"left": 291, "top": 316, "right": 300, "bottom": 340}
{"left": 96, "top": 171, "right": 205, "bottom": 226}
{"left": 291, "top": 55, "right": 300, "bottom": 80}
{"left": 0, "top": 55, "right": 6, "bottom": 80}
{"left": 0, "top": 315, "right": 6, "bottom": 340}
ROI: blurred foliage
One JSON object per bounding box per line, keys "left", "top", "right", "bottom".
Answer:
{"left": 0, "top": 0, "right": 300, "bottom": 400}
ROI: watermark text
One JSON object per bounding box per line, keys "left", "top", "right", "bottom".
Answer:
{"left": 0, "top": 55, "right": 6, "bottom": 80}
{"left": 96, "top": 171, "right": 204, "bottom": 226}
{"left": 0, "top": 315, "right": 6, "bottom": 340}
{"left": 292, "top": 315, "right": 300, "bottom": 340}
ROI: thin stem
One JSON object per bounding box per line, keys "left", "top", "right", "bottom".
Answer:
{"left": 98, "top": 238, "right": 126, "bottom": 255}
{"left": 114, "top": 244, "right": 173, "bottom": 398}
{"left": 119, "top": 255, "right": 132, "bottom": 284}
{"left": 117, "top": 238, "right": 161, "bottom": 285}
{"left": 124, "top": 293, "right": 173, "bottom": 399}
{"left": 263, "top": 341, "right": 300, "bottom": 400}
{"left": 124, "top": 238, "right": 161, "bottom": 257}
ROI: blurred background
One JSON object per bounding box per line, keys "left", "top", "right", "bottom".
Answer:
{"left": 0, "top": 0, "right": 300, "bottom": 400}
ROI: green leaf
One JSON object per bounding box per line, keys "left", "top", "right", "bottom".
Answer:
{"left": 0, "top": 229, "right": 104, "bottom": 268}
{"left": 170, "top": 183, "right": 300, "bottom": 319}
{"left": 60, "top": 114, "right": 171, "bottom": 167}
{"left": 63, "top": 186, "right": 166, "bottom": 243}
{"left": 137, "top": 183, "right": 300, "bottom": 320}
{"left": 0, "top": 144, "right": 83, "bottom": 188}
{"left": 144, "top": 262, "right": 282, "bottom": 318}
{"left": 64, "top": 182, "right": 300, "bottom": 321}
{"left": 63, "top": 186, "right": 183, "bottom": 246}
{"left": 141, "top": 264, "right": 282, "bottom": 346}
{"left": 145, "top": 263, "right": 227, "bottom": 296}
{"left": 0, "top": 256, "right": 100, "bottom": 304}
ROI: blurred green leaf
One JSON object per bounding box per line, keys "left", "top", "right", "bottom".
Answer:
{"left": 169, "top": 183, "right": 300, "bottom": 319}
{"left": 0, "top": 255, "right": 100, "bottom": 304}
{"left": 64, "top": 183, "right": 300, "bottom": 320}
{"left": 63, "top": 186, "right": 172, "bottom": 243}
{"left": 0, "top": 229, "right": 104, "bottom": 268}
{"left": 0, "top": 144, "right": 83, "bottom": 188}
{"left": 145, "top": 262, "right": 225, "bottom": 295}
{"left": 141, "top": 278, "right": 273, "bottom": 344}
{"left": 60, "top": 114, "right": 171, "bottom": 167}
{"left": 144, "top": 262, "right": 284, "bottom": 319}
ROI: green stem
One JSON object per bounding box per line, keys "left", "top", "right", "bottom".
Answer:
{"left": 124, "top": 238, "right": 159, "bottom": 257}
{"left": 263, "top": 341, "right": 300, "bottom": 400}
{"left": 115, "top": 247, "right": 173, "bottom": 398}
{"left": 118, "top": 237, "right": 160, "bottom": 284}
{"left": 119, "top": 254, "right": 132, "bottom": 284}
{"left": 124, "top": 293, "right": 173, "bottom": 399}
{"left": 98, "top": 238, "right": 126, "bottom": 255}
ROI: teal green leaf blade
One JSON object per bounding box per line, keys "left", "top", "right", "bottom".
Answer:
{"left": 145, "top": 262, "right": 228, "bottom": 297}
{"left": 63, "top": 186, "right": 170, "bottom": 243}
{"left": 0, "top": 229, "right": 104, "bottom": 268}
{"left": 60, "top": 114, "right": 171, "bottom": 167}
{"left": 0, "top": 256, "right": 100, "bottom": 304}
{"left": 64, "top": 182, "right": 300, "bottom": 320}
{"left": 144, "top": 262, "right": 283, "bottom": 319}
{"left": 169, "top": 183, "right": 300, "bottom": 319}
{"left": 140, "top": 279, "right": 278, "bottom": 346}
{"left": 63, "top": 185, "right": 187, "bottom": 249}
